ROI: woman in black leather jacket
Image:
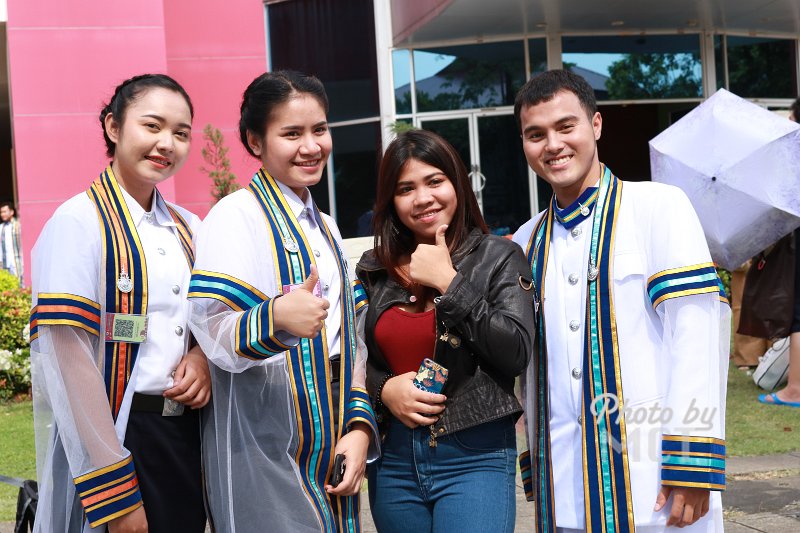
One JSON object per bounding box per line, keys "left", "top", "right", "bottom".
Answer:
{"left": 356, "top": 129, "right": 535, "bottom": 533}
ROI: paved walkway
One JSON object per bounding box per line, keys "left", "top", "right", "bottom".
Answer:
{"left": 3, "top": 453, "right": 798, "bottom": 532}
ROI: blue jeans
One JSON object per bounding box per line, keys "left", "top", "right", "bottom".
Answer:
{"left": 368, "top": 416, "right": 517, "bottom": 533}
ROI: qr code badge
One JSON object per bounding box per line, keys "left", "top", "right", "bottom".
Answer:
{"left": 105, "top": 313, "right": 149, "bottom": 343}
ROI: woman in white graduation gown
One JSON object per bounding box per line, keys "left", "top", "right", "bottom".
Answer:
{"left": 188, "top": 70, "right": 378, "bottom": 533}
{"left": 30, "top": 74, "right": 210, "bottom": 532}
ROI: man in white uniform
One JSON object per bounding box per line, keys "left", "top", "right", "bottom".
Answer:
{"left": 512, "top": 70, "right": 729, "bottom": 533}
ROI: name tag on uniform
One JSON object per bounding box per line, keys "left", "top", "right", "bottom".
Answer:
{"left": 282, "top": 280, "right": 322, "bottom": 298}
{"left": 105, "top": 313, "right": 149, "bottom": 343}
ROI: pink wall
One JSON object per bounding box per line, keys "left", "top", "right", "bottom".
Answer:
{"left": 163, "top": 0, "right": 267, "bottom": 218}
{"left": 7, "top": 0, "right": 268, "bottom": 284}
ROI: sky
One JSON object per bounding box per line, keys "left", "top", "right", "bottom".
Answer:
{"left": 394, "top": 48, "right": 627, "bottom": 89}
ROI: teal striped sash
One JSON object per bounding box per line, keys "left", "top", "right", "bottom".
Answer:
{"left": 248, "top": 169, "right": 360, "bottom": 532}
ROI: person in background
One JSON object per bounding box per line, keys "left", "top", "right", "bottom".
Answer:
{"left": 358, "top": 129, "right": 534, "bottom": 533}
{"left": 757, "top": 96, "right": 800, "bottom": 409}
{"left": 0, "top": 201, "right": 24, "bottom": 285}
{"left": 30, "top": 74, "right": 209, "bottom": 533}
{"left": 513, "top": 69, "right": 729, "bottom": 532}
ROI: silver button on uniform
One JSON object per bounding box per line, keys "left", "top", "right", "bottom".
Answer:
{"left": 577, "top": 415, "right": 583, "bottom": 425}
{"left": 568, "top": 273, "right": 579, "bottom": 285}
{"left": 314, "top": 250, "right": 321, "bottom": 257}
{"left": 158, "top": 248, "right": 166, "bottom": 256}
{"left": 571, "top": 227, "right": 582, "bottom": 237}
{"left": 171, "top": 285, "right": 180, "bottom": 295}
{"left": 174, "top": 326, "right": 184, "bottom": 336}
{"left": 572, "top": 368, "right": 582, "bottom": 379}
{"left": 569, "top": 320, "right": 580, "bottom": 332}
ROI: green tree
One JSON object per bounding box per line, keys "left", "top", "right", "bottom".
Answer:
{"left": 605, "top": 53, "right": 702, "bottom": 99}
{"left": 201, "top": 125, "right": 240, "bottom": 203}
{"left": 727, "top": 40, "right": 794, "bottom": 98}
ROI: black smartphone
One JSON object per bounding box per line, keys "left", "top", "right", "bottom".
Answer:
{"left": 330, "top": 453, "right": 346, "bottom": 487}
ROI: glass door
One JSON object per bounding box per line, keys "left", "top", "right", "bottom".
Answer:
{"left": 417, "top": 112, "right": 537, "bottom": 235}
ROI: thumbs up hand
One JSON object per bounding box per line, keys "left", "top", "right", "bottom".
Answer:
{"left": 300, "top": 263, "right": 320, "bottom": 292}
{"left": 273, "top": 265, "right": 330, "bottom": 338}
{"left": 408, "top": 225, "right": 457, "bottom": 294}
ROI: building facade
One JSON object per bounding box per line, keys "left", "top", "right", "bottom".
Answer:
{"left": 6, "top": 0, "right": 800, "bottom": 282}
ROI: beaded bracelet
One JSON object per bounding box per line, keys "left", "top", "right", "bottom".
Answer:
{"left": 374, "top": 372, "right": 394, "bottom": 421}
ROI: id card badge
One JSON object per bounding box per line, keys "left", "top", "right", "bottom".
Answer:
{"left": 282, "top": 280, "right": 322, "bottom": 297}
{"left": 162, "top": 398, "right": 184, "bottom": 417}
{"left": 105, "top": 313, "right": 149, "bottom": 343}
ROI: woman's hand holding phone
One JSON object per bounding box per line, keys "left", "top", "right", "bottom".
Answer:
{"left": 381, "top": 370, "right": 447, "bottom": 429}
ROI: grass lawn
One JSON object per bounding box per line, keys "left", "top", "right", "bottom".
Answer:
{"left": 0, "top": 364, "right": 797, "bottom": 521}
{"left": 0, "top": 400, "right": 35, "bottom": 521}
{"left": 725, "top": 362, "right": 799, "bottom": 456}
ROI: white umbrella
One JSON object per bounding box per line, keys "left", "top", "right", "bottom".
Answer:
{"left": 649, "top": 88, "right": 800, "bottom": 271}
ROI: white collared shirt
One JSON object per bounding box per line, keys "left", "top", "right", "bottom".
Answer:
{"left": 117, "top": 187, "right": 194, "bottom": 394}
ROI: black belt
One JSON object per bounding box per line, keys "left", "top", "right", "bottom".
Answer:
{"left": 131, "top": 393, "right": 186, "bottom": 414}
{"left": 330, "top": 357, "right": 341, "bottom": 383}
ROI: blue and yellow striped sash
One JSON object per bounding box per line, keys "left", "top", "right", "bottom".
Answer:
{"left": 248, "top": 168, "right": 361, "bottom": 532}
{"left": 86, "top": 166, "right": 193, "bottom": 419}
{"left": 526, "top": 166, "right": 635, "bottom": 532}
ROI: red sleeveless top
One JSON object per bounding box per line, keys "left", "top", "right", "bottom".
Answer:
{"left": 374, "top": 306, "right": 436, "bottom": 375}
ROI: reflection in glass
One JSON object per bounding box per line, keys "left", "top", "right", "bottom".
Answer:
{"left": 331, "top": 122, "right": 381, "bottom": 238}
{"left": 308, "top": 167, "right": 330, "bottom": 215}
{"left": 418, "top": 118, "right": 470, "bottom": 172}
{"left": 714, "top": 35, "right": 726, "bottom": 91}
{"left": 726, "top": 37, "right": 797, "bottom": 98}
{"left": 562, "top": 35, "right": 702, "bottom": 100}
{"left": 393, "top": 49, "right": 412, "bottom": 114}
{"left": 528, "top": 39, "right": 548, "bottom": 77}
{"left": 476, "top": 115, "right": 531, "bottom": 234}
{"left": 413, "top": 41, "right": 525, "bottom": 112}
{"left": 267, "top": 0, "right": 379, "bottom": 122}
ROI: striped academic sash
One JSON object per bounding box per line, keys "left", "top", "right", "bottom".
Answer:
{"left": 86, "top": 166, "right": 194, "bottom": 420}
{"left": 248, "top": 169, "right": 361, "bottom": 532}
{"left": 525, "top": 166, "right": 635, "bottom": 532}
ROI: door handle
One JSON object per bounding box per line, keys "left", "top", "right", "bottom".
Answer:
{"left": 470, "top": 164, "right": 487, "bottom": 192}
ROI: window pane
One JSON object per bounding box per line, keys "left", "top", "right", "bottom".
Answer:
{"left": 714, "top": 35, "right": 725, "bottom": 91}
{"left": 268, "top": 0, "right": 379, "bottom": 122}
{"left": 308, "top": 167, "right": 330, "bottom": 215}
{"left": 393, "top": 49, "right": 412, "bottom": 114}
{"left": 562, "top": 35, "right": 702, "bottom": 100}
{"left": 726, "top": 37, "right": 797, "bottom": 98}
{"left": 477, "top": 115, "right": 531, "bottom": 234}
{"left": 331, "top": 122, "right": 381, "bottom": 238}
{"left": 528, "top": 38, "right": 548, "bottom": 77}
{"left": 413, "top": 41, "right": 525, "bottom": 112}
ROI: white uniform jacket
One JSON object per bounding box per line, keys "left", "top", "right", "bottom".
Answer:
{"left": 188, "top": 170, "right": 377, "bottom": 533}
{"left": 513, "top": 173, "right": 729, "bottom": 532}
{"left": 30, "top": 171, "right": 198, "bottom": 532}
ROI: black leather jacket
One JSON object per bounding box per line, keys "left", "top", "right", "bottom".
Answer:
{"left": 356, "top": 229, "right": 535, "bottom": 441}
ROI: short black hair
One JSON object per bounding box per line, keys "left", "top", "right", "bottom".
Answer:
{"left": 0, "top": 201, "right": 15, "bottom": 213}
{"left": 791, "top": 97, "right": 800, "bottom": 123}
{"left": 514, "top": 69, "right": 598, "bottom": 132}
{"left": 100, "top": 74, "right": 194, "bottom": 157}
{"left": 239, "top": 70, "right": 329, "bottom": 158}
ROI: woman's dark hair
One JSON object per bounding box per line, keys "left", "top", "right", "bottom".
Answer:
{"left": 100, "top": 74, "right": 194, "bottom": 157}
{"left": 373, "top": 129, "right": 488, "bottom": 301}
{"left": 239, "top": 70, "right": 329, "bottom": 158}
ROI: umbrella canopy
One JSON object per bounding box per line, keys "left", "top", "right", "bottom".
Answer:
{"left": 649, "top": 88, "right": 800, "bottom": 271}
